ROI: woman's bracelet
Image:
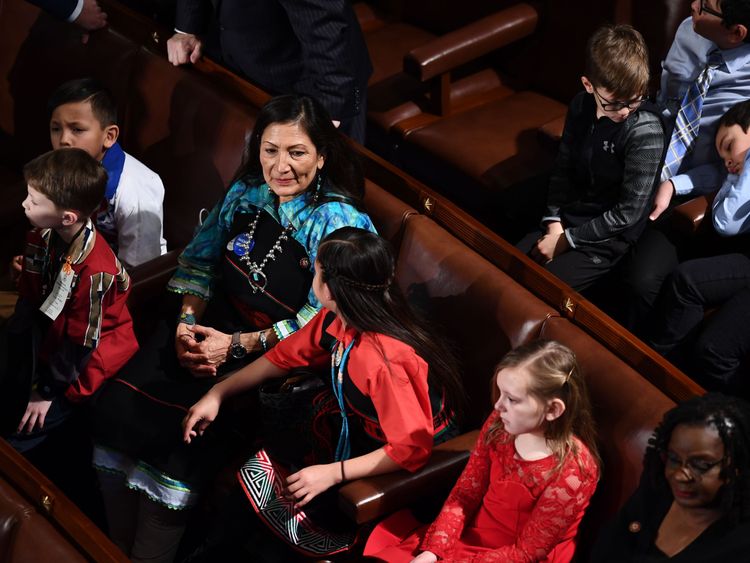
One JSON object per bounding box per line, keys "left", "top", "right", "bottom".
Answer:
{"left": 178, "top": 312, "right": 196, "bottom": 325}
{"left": 340, "top": 460, "right": 346, "bottom": 483}
{"left": 259, "top": 330, "right": 268, "bottom": 352}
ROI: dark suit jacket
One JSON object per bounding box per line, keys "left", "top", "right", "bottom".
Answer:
{"left": 27, "top": 0, "right": 79, "bottom": 20}
{"left": 176, "top": 0, "right": 372, "bottom": 122}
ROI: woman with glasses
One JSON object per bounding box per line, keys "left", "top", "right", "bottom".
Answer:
{"left": 591, "top": 393, "right": 750, "bottom": 562}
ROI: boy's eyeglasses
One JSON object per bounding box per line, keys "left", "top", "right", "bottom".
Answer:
{"left": 700, "top": 1, "right": 723, "bottom": 18}
{"left": 661, "top": 450, "right": 724, "bottom": 478}
{"left": 592, "top": 88, "right": 646, "bottom": 112}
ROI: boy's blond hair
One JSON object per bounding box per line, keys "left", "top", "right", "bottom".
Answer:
{"left": 585, "top": 24, "right": 649, "bottom": 99}
{"left": 23, "top": 148, "right": 107, "bottom": 219}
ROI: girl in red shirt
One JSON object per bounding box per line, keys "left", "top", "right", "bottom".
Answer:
{"left": 365, "top": 340, "right": 601, "bottom": 562}
{"left": 181, "top": 227, "right": 463, "bottom": 559}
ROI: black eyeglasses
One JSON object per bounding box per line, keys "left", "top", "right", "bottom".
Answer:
{"left": 592, "top": 88, "right": 646, "bottom": 112}
{"left": 661, "top": 451, "right": 724, "bottom": 478}
{"left": 700, "top": 0, "right": 723, "bottom": 18}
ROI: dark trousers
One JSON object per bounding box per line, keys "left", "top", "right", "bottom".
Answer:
{"left": 618, "top": 214, "right": 750, "bottom": 333}
{"left": 619, "top": 224, "right": 682, "bottom": 332}
{"left": 517, "top": 229, "right": 630, "bottom": 292}
{"left": 647, "top": 253, "right": 750, "bottom": 390}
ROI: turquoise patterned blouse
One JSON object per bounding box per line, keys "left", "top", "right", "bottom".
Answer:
{"left": 167, "top": 179, "right": 376, "bottom": 339}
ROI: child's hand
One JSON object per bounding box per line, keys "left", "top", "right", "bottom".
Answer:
{"left": 285, "top": 463, "right": 341, "bottom": 507}
{"left": 532, "top": 231, "right": 569, "bottom": 263}
{"left": 182, "top": 391, "right": 221, "bottom": 443}
{"left": 410, "top": 552, "right": 438, "bottom": 563}
{"left": 545, "top": 221, "right": 564, "bottom": 236}
{"left": 9, "top": 255, "right": 22, "bottom": 279}
{"left": 649, "top": 180, "right": 675, "bottom": 220}
{"left": 18, "top": 392, "right": 53, "bottom": 434}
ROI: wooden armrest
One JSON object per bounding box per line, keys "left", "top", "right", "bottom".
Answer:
{"left": 404, "top": 4, "right": 538, "bottom": 82}
{"left": 337, "top": 430, "right": 479, "bottom": 524}
{"left": 539, "top": 115, "right": 566, "bottom": 142}
{"left": 671, "top": 192, "right": 717, "bottom": 237}
{"left": 537, "top": 114, "right": 566, "bottom": 150}
{"left": 0, "top": 438, "right": 128, "bottom": 562}
{"left": 127, "top": 248, "right": 182, "bottom": 310}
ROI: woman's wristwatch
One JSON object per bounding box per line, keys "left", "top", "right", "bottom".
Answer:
{"left": 229, "top": 331, "right": 248, "bottom": 359}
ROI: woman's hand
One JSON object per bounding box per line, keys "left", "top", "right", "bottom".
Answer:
{"left": 285, "top": 463, "right": 341, "bottom": 507}
{"left": 410, "top": 552, "right": 438, "bottom": 563}
{"left": 179, "top": 324, "right": 232, "bottom": 377}
{"left": 175, "top": 322, "right": 213, "bottom": 376}
{"left": 182, "top": 390, "right": 222, "bottom": 443}
{"left": 18, "top": 392, "right": 53, "bottom": 434}
{"left": 175, "top": 321, "right": 197, "bottom": 360}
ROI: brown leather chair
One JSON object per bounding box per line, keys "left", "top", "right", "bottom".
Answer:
{"left": 358, "top": 1, "right": 535, "bottom": 157}
{"left": 0, "top": 438, "right": 127, "bottom": 562}
{"left": 389, "top": 0, "right": 623, "bottom": 224}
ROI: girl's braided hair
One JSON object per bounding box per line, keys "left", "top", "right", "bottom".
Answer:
{"left": 316, "top": 227, "right": 465, "bottom": 420}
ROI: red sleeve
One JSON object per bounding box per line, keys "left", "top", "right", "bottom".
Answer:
{"left": 264, "top": 309, "right": 331, "bottom": 371}
{"left": 420, "top": 411, "right": 497, "bottom": 558}
{"left": 62, "top": 268, "right": 138, "bottom": 402}
{"left": 357, "top": 336, "right": 434, "bottom": 472}
{"left": 469, "top": 440, "right": 600, "bottom": 563}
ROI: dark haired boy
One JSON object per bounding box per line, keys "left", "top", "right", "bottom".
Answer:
{"left": 713, "top": 99, "right": 750, "bottom": 234}
{"left": 517, "top": 25, "right": 665, "bottom": 291}
{"left": 48, "top": 77, "right": 166, "bottom": 268}
{"left": 623, "top": 0, "right": 750, "bottom": 329}
{"left": 644, "top": 100, "right": 750, "bottom": 388}
{"left": 2, "top": 148, "right": 138, "bottom": 451}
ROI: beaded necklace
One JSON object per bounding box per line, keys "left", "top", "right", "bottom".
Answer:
{"left": 231, "top": 177, "right": 321, "bottom": 293}
{"left": 331, "top": 338, "right": 356, "bottom": 461}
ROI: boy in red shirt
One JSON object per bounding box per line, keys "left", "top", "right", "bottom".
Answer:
{"left": 1, "top": 148, "right": 138, "bottom": 451}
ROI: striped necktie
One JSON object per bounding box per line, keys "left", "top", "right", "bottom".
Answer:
{"left": 661, "top": 50, "right": 724, "bottom": 182}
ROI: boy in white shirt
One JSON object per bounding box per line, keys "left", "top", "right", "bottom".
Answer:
{"left": 47, "top": 77, "right": 166, "bottom": 268}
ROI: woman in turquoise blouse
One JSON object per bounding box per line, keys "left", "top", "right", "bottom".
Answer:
{"left": 90, "top": 95, "right": 375, "bottom": 563}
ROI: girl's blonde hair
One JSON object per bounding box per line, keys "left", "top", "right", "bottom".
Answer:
{"left": 487, "top": 340, "right": 601, "bottom": 473}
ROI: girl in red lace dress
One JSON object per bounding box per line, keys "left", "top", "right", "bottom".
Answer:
{"left": 364, "top": 340, "right": 601, "bottom": 562}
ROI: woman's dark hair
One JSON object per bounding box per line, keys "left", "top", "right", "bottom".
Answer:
{"left": 644, "top": 393, "right": 750, "bottom": 524}
{"left": 316, "top": 227, "right": 465, "bottom": 420}
{"left": 232, "top": 94, "right": 364, "bottom": 205}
